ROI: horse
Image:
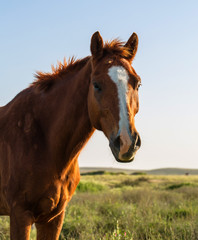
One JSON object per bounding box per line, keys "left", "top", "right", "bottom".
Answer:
{"left": 0, "top": 31, "right": 141, "bottom": 239}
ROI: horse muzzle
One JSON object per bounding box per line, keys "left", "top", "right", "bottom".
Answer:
{"left": 109, "top": 131, "right": 141, "bottom": 163}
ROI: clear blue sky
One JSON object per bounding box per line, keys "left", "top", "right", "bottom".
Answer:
{"left": 1, "top": 1, "right": 198, "bottom": 170}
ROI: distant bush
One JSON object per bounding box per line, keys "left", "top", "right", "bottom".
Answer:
{"left": 104, "top": 171, "right": 126, "bottom": 175}
{"left": 81, "top": 171, "right": 106, "bottom": 176}
{"left": 166, "top": 182, "right": 195, "bottom": 190}
{"left": 131, "top": 171, "right": 147, "bottom": 175}
{"left": 81, "top": 171, "right": 126, "bottom": 176}
{"left": 76, "top": 181, "right": 106, "bottom": 193}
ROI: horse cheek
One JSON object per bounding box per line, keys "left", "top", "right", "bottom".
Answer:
{"left": 88, "top": 90, "right": 102, "bottom": 130}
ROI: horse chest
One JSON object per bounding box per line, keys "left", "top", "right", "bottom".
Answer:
{"left": 34, "top": 174, "right": 79, "bottom": 223}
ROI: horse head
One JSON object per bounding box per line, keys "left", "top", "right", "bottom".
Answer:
{"left": 88, "top": 31, "right": 141, "bottom": 163}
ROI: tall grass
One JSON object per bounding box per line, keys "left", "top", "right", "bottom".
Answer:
{"left": 60, "top": 175, "right": 198, "bottom": 240}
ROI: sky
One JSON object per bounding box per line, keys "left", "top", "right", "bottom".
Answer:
{"left": 0, "top": 1, "right": 198, "bottom": 170}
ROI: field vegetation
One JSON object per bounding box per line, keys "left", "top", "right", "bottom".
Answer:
{"left": 0, "top": 172, "right": 198, "bottom": 239}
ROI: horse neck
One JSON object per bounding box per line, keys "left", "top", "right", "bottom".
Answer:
{"left": 39, "top": 58, "right": 95, "bottom": 174}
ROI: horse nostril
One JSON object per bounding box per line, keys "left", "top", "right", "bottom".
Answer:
{"left": 135, "top": 133, "right": 141, "bottom": 149}
{"left": 113, "top": 135, "right": 123, "bottom": 150}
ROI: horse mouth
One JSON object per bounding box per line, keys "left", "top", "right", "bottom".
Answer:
{"left": 114, "top": 155, "right": 135, "bottom": 163}
{"left": 109, "top": 142, "right": 136, "bottom": 163}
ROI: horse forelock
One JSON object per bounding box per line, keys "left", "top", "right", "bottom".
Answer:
{"left": 103, "top": 39, "right": 132, "bottom": 59}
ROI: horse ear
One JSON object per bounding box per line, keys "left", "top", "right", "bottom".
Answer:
{"left": 91, "top": 31, "right": 104, "bottom": 59}
{"left": 124, "top": 33, "right": 138, "bottom": 62}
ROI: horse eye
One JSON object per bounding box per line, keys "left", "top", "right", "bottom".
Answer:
{"left": 93, "top": 82, "right": 101, "bottom": 91}
{"left": 137, "top": 83, "right": 142, "bottom": 90}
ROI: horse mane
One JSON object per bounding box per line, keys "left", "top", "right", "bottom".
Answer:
{"left": 31, "top": 39, "right": 130, "bottom": 92}
{"left": 31, "top": 56, "right": 90, "bottom": 92}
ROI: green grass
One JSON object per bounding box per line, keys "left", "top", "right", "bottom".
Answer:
{"left": 76, "top": 181, "right": 107, "bottom": 192}
{"left": 1, "top": 174, "right": 198, "bottom": 239}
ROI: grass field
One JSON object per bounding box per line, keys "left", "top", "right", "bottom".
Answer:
{"left": 0, "top": 172, "right": 198, "bottom": 239}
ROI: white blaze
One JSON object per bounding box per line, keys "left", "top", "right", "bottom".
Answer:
{"left": 108, "top": 66, "right": 132, "bottom": 157}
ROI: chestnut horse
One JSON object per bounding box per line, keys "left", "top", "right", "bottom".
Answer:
{"left": 0, "top": 32, "right": 141, "bottom": 239}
